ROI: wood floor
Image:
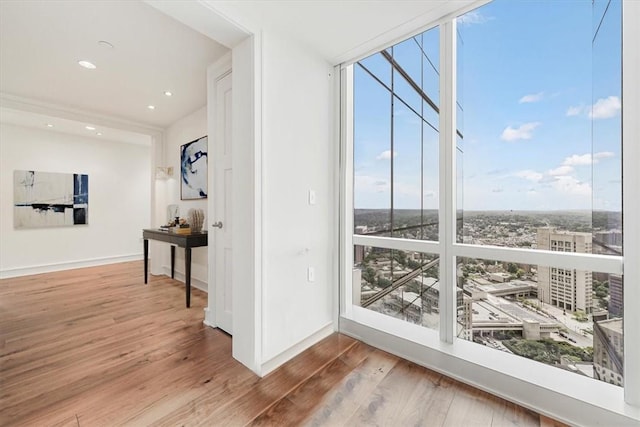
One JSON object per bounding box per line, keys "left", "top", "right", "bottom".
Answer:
{"left": 1, "top": 261, "right": 564, "bottom": 427}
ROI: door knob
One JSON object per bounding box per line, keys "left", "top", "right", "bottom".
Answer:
{"left": 211, "top": 221, "right": 223, "bottom": 229}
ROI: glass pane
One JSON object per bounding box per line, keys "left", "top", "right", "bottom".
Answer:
{"left": 423, "top": 123, "right": 439, "bottom": 241}
{"left": 456, "top": 25, "right": 464, "bottom": 244}
{"left": 353, "top": 24, "right": 440, "bottom": 242}
{"left": 359, "top": 52, "right": 391, "bottom": 89}
{"left": 354, "top": 245, "right": 439, "bottom": 331}
{"left": 456, "top": 0, "right": 622, "bottom": 254}
{"left": 592, "top": 0, "right": 622, "bottom": 256}
{"left": 393, "top": 69, "right": 421, "bottom": 116}
{"left": 456, "top": 26, "right": 464, "bottom": 134}
{"left": 422, "top": 100, "right": 439, "bottom": 135}
{"left": 457, "top": 256, "right": 623, "bottom": 387}
{"left": 354, "top": 65, "right": 391, "bottom": 236}
{"left": 456, "top": 136, "right": 464, "bottom": 243}
{"left": 392, "top": 36, "right": 422, "bottom": 91}
{"left": 592, "top": 0, "right": 609, "bottom": 35}
{"left": 392, "top": 100, "right": 421, "bottom": 237}
{"left": 422, "top": 28, "right": 440, "bottom": 111}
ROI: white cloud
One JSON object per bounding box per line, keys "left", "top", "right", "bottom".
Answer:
{"left": 562, "top": 151, "right": 615, "bottom": 166}
{"left": 547, "top": 165, "right": 574, "bottom": 176}
{"left": 376, "top": 150, "right": 397, "bottom": 160}
{"left": 515, "top": 170, "right": 543, "bottom": 182}
{"left": 517, "top": 172, "right": 591, "bottom": 196}
{"left": 562, "top": 153, "right": 592, "bottom": 166}
{"left": 552, "top": 175, "right": 592, "bottom": 196}
{"left": 566, "top": 105, "right": 583, "bottom": 116}
{"left": 594, "top": 151, "right": 615, "bottom": 160}
{"left": 513, "top": 151, "right": 615, "bottom": 197}
{"left": 589, "top": 96, "right": 621, "bottom": 119}
{"left": 457, "top": 10, "right": 491, "bottom": 26}
{"left": 501, "top": 122, "right": 541, "bottom": 142}
{"left": 519, "top": 92, "right": 544, "bottom": 104}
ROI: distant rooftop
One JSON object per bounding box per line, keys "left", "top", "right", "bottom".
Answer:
{"left": 537, "top": 227, "right": 593, "bottom": 238}
{"left": 466, "top": 279, "right": 537, "bottom": 296}
{"left": 598, "top": 317, "right": 623, "bottom": 334}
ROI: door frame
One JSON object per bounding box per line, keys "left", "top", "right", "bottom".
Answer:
{"left": 204, "top": 52, "right": 232, "bottom": 328}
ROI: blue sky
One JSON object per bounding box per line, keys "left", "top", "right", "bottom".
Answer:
{"left": 354, "top": 0, "right": 621, "bottom": 212}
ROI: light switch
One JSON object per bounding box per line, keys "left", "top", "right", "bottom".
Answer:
{"left": 308, "top": 189, "right": 316, "bottom": 205}
{"left": 308, "top": 267, "right": 315, "bottom": 282}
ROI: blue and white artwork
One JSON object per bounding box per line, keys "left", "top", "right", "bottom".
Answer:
{"left": 13, "top": 170, "right": 89, "bottom": 228}
{"left": 180, "top": 136, "right": 207, "bottom": 200}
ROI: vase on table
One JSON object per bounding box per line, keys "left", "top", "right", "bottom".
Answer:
{"left": 188, "top": 208, "right": 205, "bottom": 232}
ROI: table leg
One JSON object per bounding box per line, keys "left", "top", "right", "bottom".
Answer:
{"left": 171, "top": 245, "right": 175, "bottom": 279}
{"left": 185, "top": 247, "right": 191, "bottom": 308}
{"left": 144, "top": 239, "right": 149, "bottom": 284}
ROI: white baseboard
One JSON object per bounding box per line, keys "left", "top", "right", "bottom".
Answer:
{"left": 259, "top": 322, "right": 336, "bottom": 377}
{"left": 160, "top": 265, "right": 208, "bottom": 293}
{"left": 203, "top": 307, "right": 216, "bottom": 328}
{"left": 0, "top": 254, "right": 143, "bottom": 279}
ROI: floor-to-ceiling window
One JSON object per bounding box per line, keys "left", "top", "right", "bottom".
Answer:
{"left": 352, "top": 26, "right": 442, "bottom": 330}
{"left": 455, "top": 0, "right": 624, "bottom": 385}
{"left": 341, "top": 0, "right": 637, "bottom": 421}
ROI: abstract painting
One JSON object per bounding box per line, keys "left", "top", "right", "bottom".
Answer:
{"left": 180, "top": 136, "right": 207, "bottom": 200}
{"left": 14, "top": 170, "right": 89, "bottom": 228}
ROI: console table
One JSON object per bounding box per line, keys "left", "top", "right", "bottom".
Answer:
{"left": 143, "top": 229, "right": 208, "bottom": 308}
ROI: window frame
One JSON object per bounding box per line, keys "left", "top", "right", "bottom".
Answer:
{"left": 339, "top": 0, "right": 640, "bottom": 421}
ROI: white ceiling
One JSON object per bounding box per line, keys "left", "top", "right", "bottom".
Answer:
{"left": 0, "top": 0, "right": 481, "bottom": 142}
{"left": 0, "top": 0, "right": 228, "bottom": 129}
{"left": 204, "top": 0, "right": 481, "bottom": 64}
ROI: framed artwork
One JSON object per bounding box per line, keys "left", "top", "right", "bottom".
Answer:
{"left": 13, "top": 170, "right": 88, "bottom": 228}
{"left": 180, "top": 135, "right": 208, "bottom": 200}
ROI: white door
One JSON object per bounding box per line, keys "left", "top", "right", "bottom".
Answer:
{"left": 213, "top": 72, "right": 233, "bottom": 333}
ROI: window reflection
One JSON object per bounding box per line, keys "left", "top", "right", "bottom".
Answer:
{"left": 353, "top": 26, "right": 440, "bottom": 241}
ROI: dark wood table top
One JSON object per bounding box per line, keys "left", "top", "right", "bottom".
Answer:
{"left": 142, "top": 229, "right": 208, "bottom": 248}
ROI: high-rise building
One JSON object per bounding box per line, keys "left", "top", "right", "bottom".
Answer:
{"left": 460, "top": 295, "right": 473, "bottom": 341}
{"left": 594, "top": 230, "right": 623, "bottom": 247}
{"left": 354, "top": 244, "right": 365, "bottom": 264}
{"left": 593, "top": 318, "right": 623, "bottom": 386}
{"left": 537, "top": 228, "right": 593, "bottom": 313}
{"left": 608, "top": 274, "right": 623, "bottom": 317}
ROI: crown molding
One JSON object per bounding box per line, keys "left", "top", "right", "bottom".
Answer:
{"left": 0, "top": 92, "right": 164, "bottom": 137}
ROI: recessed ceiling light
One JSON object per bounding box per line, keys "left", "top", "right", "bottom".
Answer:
{"left": 78, "top": 60, "right": 97, "bottom": 70}
{"left": 98, "top": 40, "right": 114, "bottom": 49}
{"left": 96, "top": 132, "right": 102, "bottom": 136}
{"left": 46, "top": 123, "right": 54, "bottom": 128}
{"left": 147, "top": 105, "right": 156, "bottom": 110}
{"left": 85, "top": 125, "right": 96, "bottom": 130}
{"left": 164, "top": 91, "right": 173, "bottom": 97}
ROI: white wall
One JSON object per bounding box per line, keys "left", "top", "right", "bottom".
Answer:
{"left": 0, "top": 123, "right": 151, "bottom": 277}
{"left": 152, "top": 106, "right": 208, "bottom": 290}
{"left": 228, "top": 31, "right": 336, "bottom": 374}
{"left": 231, "top": 35, "right": 261, "bottom": 372}
{"left": 259, "top": 31, "right": 336, "bottom": 367}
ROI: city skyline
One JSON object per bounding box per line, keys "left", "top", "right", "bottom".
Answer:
{"left": 354, "top": 220, "right": 622, "bottom": 385}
